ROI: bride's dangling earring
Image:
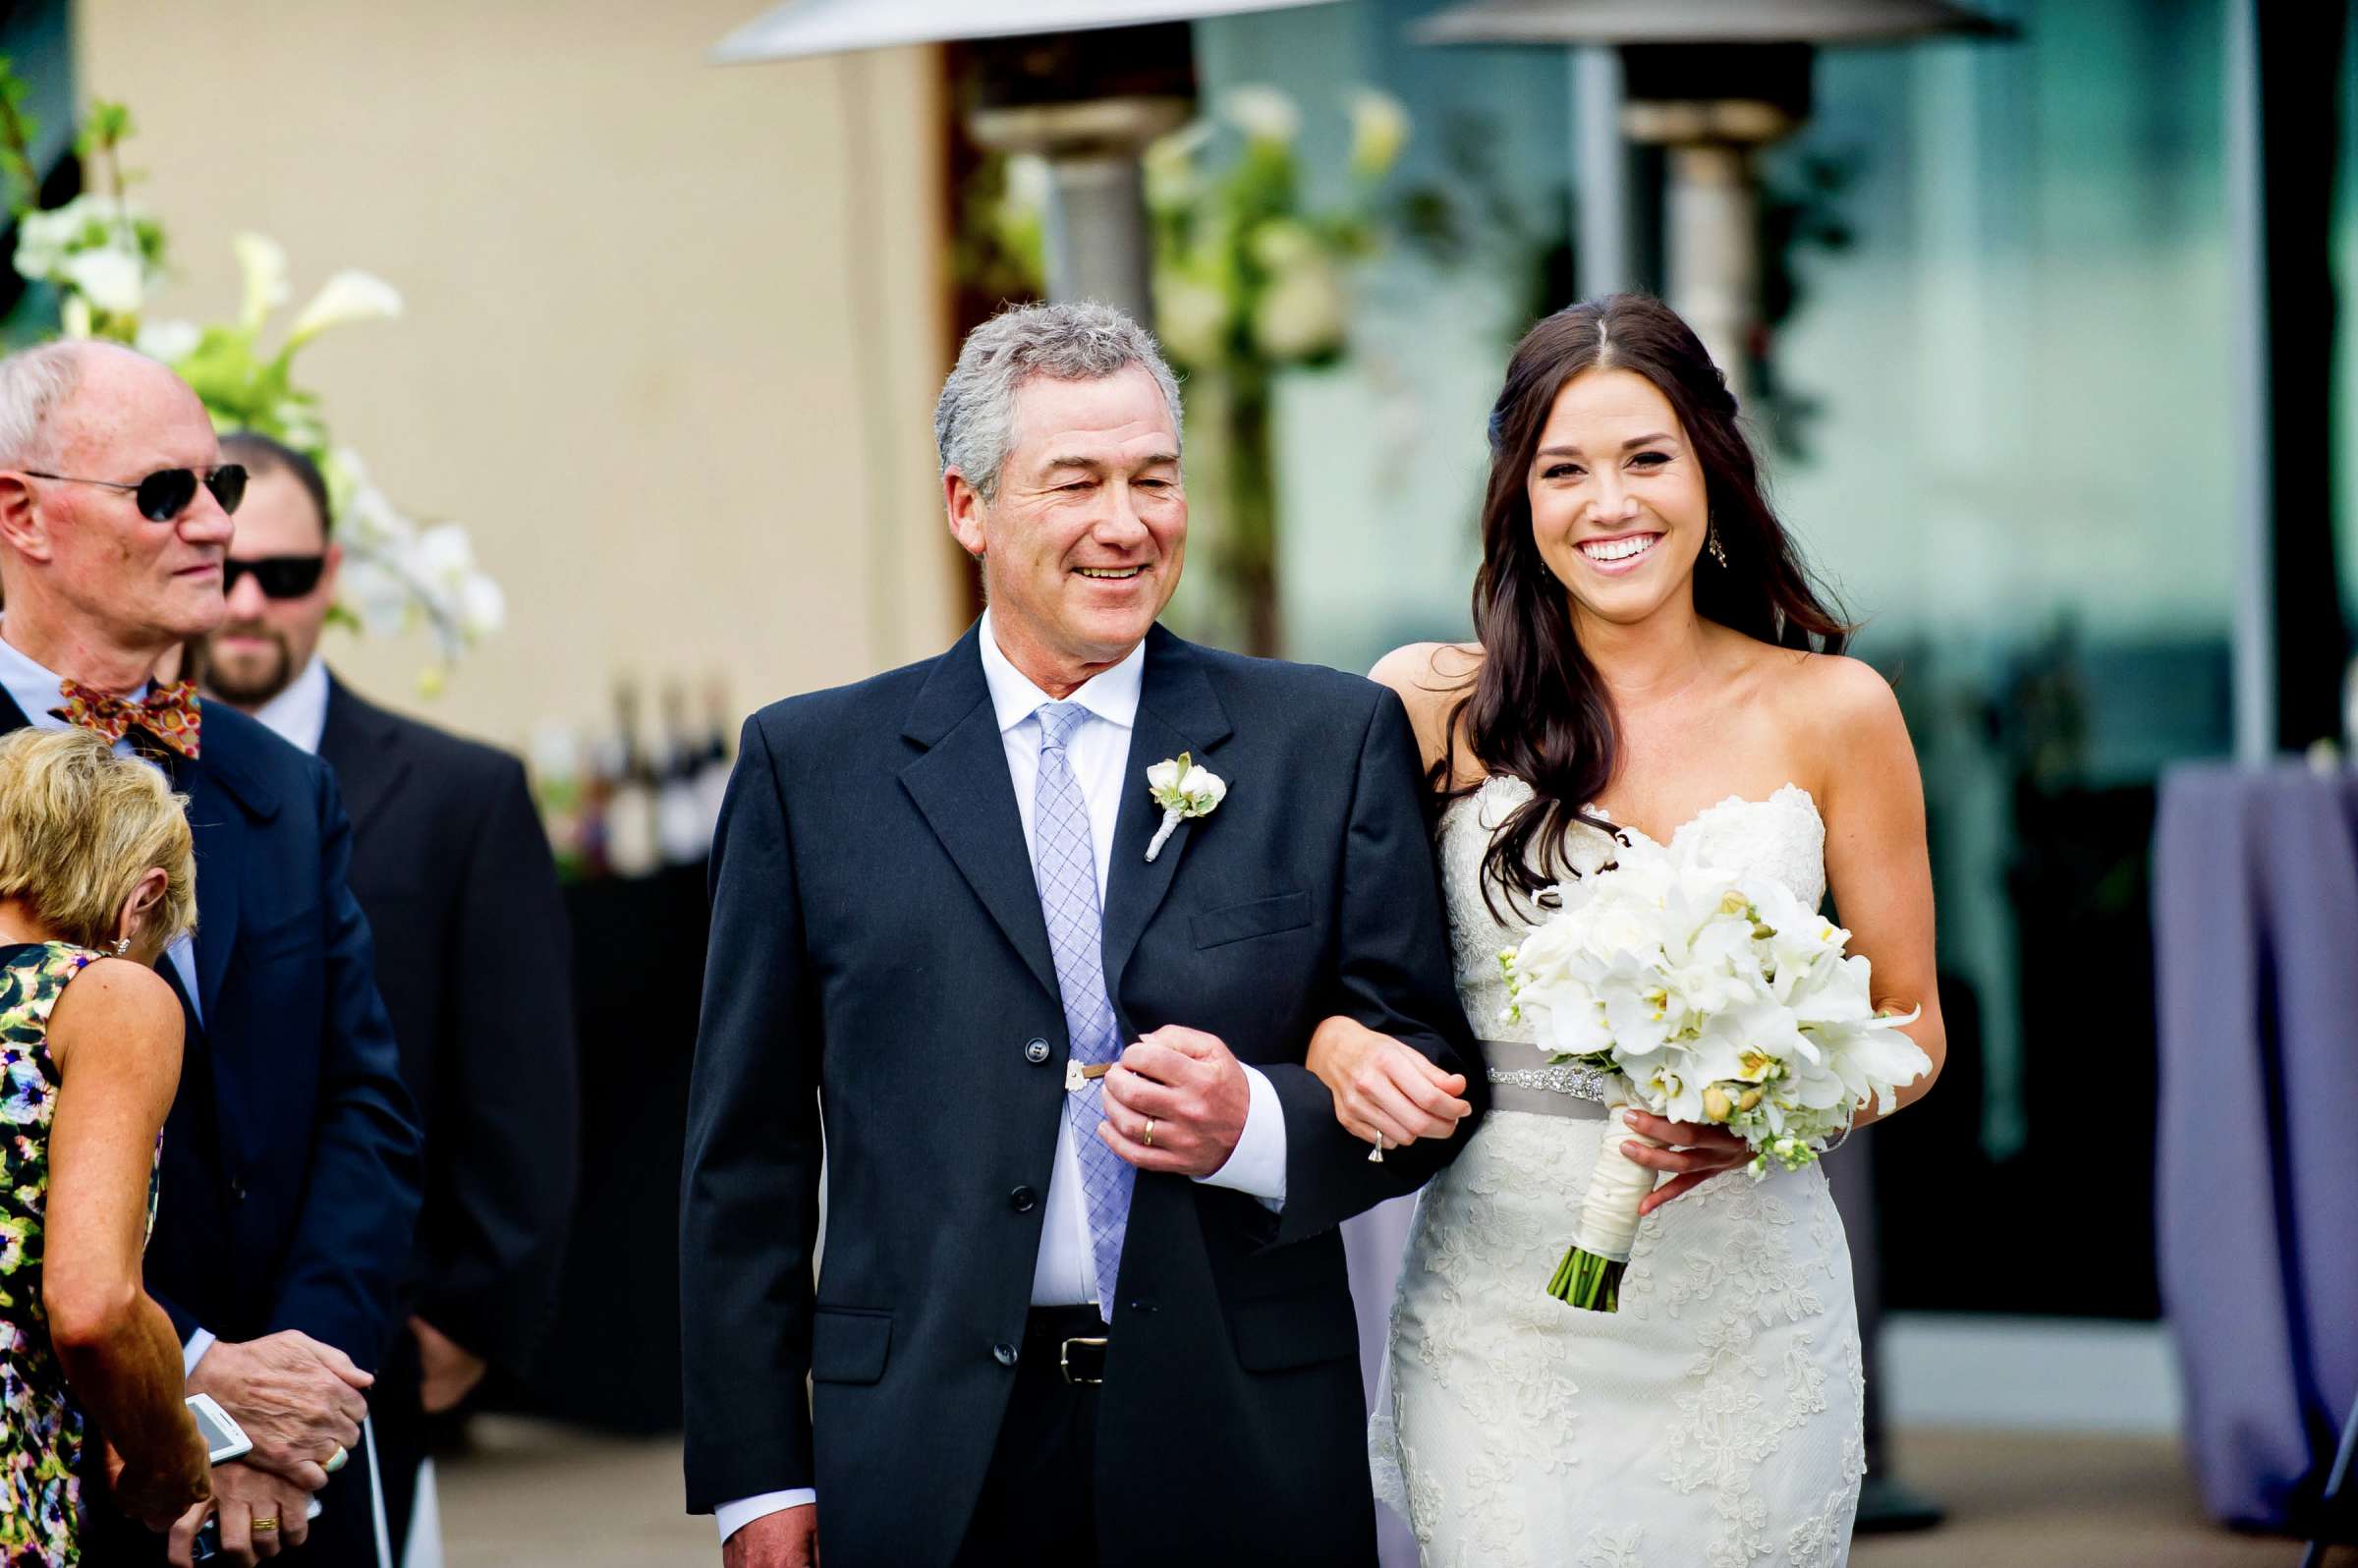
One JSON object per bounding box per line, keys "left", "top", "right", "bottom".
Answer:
{"left": 1708, "top": 518, "right": 1730, "bottom": 569}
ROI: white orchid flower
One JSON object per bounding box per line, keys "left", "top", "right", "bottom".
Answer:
{"left": 233, "top": 233, "right": 291, "bottom": 333}
{"left": 457, "top": 573, "right": 506, "bottom": 639}
{"left": 1250, "top": 262, "right": 1347, "bottom": 362}
{"left": 414, "top": 522, "right": 478, "bottom": 588}
{"left": 1223, "top": 84, "right": 1300, "bottom": 146}
{"left": 1151, "top": 270, "right": 1232, "bottom": 366}
{"left": 285, "top": 269, "right": 402, "bottom": 349}
{"left": 336, "top": 555, "right": 414, "bottom": 639}
{"left": 61, "top": 247, "right": 147, "bottom": 315}
{"left": 1347, "top": 87, "right": 1411, "bottom": 178}
{"left": 135, "top": 318, "right": 202, "bottom": 364}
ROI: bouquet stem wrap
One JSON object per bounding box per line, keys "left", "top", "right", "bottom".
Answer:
{"left": 1547, "top": 1106, "right": 1662, "bottom": 1313}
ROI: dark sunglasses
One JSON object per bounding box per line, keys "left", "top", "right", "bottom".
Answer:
{"left": 23, "top": 463, "right": 248, "bottom": 522}
{"left": 222, "top": 554, "right": 327, "bottom": 599}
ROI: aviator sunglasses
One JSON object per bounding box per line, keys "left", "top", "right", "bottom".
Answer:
{"left": 21, "top": 463, "right": 249, "bottom": 522}
{"left": 222, "top": 554, "right": 328, "bottom": 599}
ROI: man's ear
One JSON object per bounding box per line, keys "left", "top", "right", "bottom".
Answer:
{"left": 320, "top": 538, "right": 345, "bottom": 599}
{"left": 943, "top": 470, "right": 988, "bottom": 560}
{"left": 0, "top": 474, "right": 54, "bottom": 565}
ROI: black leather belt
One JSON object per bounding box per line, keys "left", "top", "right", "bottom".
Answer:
{"left": 1027, "top": 1306, "right": 1109, "bottom": 1386}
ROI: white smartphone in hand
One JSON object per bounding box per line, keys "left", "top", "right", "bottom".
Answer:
{"left": 184, "top": 1392, "right": 250, "bottom": 1465}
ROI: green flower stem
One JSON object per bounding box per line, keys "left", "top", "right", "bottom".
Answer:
{"left": 1546, "top": 1244, "right": 1625, "bottom": 1314}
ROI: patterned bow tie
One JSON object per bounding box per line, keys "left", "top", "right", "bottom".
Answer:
{"left": 52, "top": 678, "right": 203, "bottom": 760}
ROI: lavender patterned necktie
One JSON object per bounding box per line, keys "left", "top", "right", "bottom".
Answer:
{"left": 1031, "top": 700, "right": 1133, "bottom": 1322}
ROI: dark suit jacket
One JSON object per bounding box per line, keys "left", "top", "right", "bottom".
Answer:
{"left": 318, "top": 673, "right": 578, "bottom": 1374}
{"left": 679, "top": 624, "right": 1484, "bottom": 1568}
{"left": 0, "top": 687, "right": 422, "bottom": 1366}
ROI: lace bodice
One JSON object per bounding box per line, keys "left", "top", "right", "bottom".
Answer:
{"left": 1441, "top": 776, "right": 1827, "bottom": 1044}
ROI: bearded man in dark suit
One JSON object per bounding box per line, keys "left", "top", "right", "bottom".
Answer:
{"left": 196, "top": 431, "right": 580, "bottom": 1565}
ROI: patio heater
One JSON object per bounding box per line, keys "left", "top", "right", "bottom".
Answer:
{"left": 1414, "top": 0, "right": 2008, "bottom": 398}
{"left": 712, "top": 0, "right": 1350, "bottom": 323}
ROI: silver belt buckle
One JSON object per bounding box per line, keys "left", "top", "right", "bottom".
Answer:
{"left": 1060, "top": 1335, "right": 1107, "bottom": 1385}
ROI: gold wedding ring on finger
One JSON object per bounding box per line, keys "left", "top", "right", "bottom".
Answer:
{"left": 1143, "top": 1117, "right": 1156, "bottom": 1148}
{"left": 323, "top": 1444, "right": 349, "bottom": 1475}
{"left": 253, "top": 1517, "right": 281, "bottom": 1534}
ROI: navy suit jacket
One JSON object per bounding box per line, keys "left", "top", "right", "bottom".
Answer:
{"left": 0, "top": 687, "right": 423, "bottom": 1368}
{"left": 679, "top": 624, "right": 1483, "bottom": 1567}
{"left": 318, "top": 673, "right": 576, "bottom": 1374}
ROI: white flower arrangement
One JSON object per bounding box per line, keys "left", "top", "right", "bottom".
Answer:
{"left": 2, "top": 82, "right": 503, "bottom": 695}
{"left": 1497, "top": 830, "right": 1930, "bottom": 1312}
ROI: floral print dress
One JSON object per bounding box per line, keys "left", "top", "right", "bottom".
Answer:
{"left": 1, "top": 941, "right": 141, "bottom": 1568}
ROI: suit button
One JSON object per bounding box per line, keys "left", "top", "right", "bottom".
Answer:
{"left": 992, "top": 1342, "right": 1019, "bottom": 1368}
{"left": 1010, "top": 1186, "right": 1038, "bottom": 1213}
{"left": 229, "top": 1177, "right": 249, "bottom": 1203}
{"left": 1024, "top": 1038, "right": 1051, "bottom": 1065}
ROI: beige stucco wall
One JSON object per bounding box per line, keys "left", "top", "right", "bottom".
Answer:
{"left": 76, "top": 0, "right": 964, "bottom": 752}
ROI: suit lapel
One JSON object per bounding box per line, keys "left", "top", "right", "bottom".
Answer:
{"left": 899, "top": 627, "right": 1060, "bottom": 1000}
{"left": 1101, "top": 628, "right": 1235, "bottom": 991}
{"left": 317, "top": 674, "right": 409, "bottom": 837}
{"left": 186, "top": 762, "right": 246, "bottom": 1025}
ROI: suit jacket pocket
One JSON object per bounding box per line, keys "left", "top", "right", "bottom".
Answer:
{"left": 1226, "top": 1291, "right": 1358, "bottom": 1372}
{"left": 811, "top": 1307, "right": 892, "bottom": 1385}
{"left": 1191, "top": 891, "right": 1311, "bottom": 951}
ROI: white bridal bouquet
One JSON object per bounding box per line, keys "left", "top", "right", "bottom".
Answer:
{"left": 1497, "top": 830, "right": 1930, "bottom": 1312}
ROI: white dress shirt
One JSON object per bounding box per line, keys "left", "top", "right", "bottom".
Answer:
{"left": 252, "top": 653, "right": 331, "bottom": 755}
{"left": 0, "top": 625, "right": 212, "bottom": 1372}
{"left": 717, "top": 615, "right": 1290, "bottom": 1543}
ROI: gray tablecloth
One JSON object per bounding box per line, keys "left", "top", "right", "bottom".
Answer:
{"left": 2154, "top": 762, "right": 2358, "bottom": 1528}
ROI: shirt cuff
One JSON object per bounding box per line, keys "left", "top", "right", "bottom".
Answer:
{"left": 183, "top": 1327, "right": 216, "bottom": 1377}
{"left": 1193, "top": 1064, "right": 1287, "bottom": 1209}
{"left": 716, "top": 1490, "right": 816, "bottom": 1543}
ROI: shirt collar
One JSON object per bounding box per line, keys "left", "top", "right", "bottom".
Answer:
{"left": 976, "top": 609, "right": 1145, "bottom": 736}
{"left": 0, "top": 620, "right": 151, "bottom": 726}
{"left": 248, "top": 654, "right": 331, "bottom": 756}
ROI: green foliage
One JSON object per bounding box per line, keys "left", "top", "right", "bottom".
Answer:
{"left": 1141, "top": 87, "right": 1404, "bottom": 381}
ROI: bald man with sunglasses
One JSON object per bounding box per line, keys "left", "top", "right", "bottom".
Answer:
{"left": 0, "top": 341, "right": 422, "bottom": 1567}
{"left": 197, "top": 431, "right": 581, "bottom": 1566}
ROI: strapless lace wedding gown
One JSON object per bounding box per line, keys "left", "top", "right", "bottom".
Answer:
{"left": 1372, "top": 776, "right": 1865, "bottom": 1568}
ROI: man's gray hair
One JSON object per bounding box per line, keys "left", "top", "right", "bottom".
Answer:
{"left": 0, "top": 342, "right": 91, "bottom": 471}
{"left": 934, "top": 301, "right": 1183, "bottom": 503}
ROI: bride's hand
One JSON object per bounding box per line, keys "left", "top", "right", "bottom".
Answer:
{"left": 1307, "top": 1016, "right": 1472, "bottom": 1150}
{"left": 1621, "top": 1110, "right": 1753, "bottom": 1214}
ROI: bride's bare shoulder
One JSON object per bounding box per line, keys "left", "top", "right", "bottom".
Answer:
{"left": 1760, "top": 646, "right": 1914, "bottom": 783}
{"left": 1369, "top": 642, "right": 1483, "bottom": 771}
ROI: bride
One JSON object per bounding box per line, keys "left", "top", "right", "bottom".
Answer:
{"left": 1307, "top": 295, "right": 1945, "bottom": 1567}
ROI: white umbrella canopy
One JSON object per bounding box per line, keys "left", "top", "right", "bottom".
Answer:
{"left": 713, "top": 0, "right": 1349, "bottom": 63}
{"left": 1414, "top": 0, "right": 2006, "bottom": 47}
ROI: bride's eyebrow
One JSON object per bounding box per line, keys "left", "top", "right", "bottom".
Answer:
{"left": 1535, "top": 433, "right": 1673, "bottom": 458}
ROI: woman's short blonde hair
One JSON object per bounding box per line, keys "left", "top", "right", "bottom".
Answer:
{"left": 0, "top": 727, "right": 196, "bottom": 951}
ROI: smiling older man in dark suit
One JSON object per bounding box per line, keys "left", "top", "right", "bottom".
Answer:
{"left": 682, "top": 302, "right": 1485, "bottom": 1568}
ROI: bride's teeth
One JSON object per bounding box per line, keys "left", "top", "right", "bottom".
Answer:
{"left": 1582, "top": 534, "right": 1656, "bottom": 563}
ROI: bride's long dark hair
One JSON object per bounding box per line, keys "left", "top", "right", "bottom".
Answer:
{"left": 1442, "top": 295, "right": 1853, "bottom": 912}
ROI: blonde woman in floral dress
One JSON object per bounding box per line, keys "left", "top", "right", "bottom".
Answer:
{"left": 1308, "top": 297, "right": 1945, "bottom": 1566}
{"left": 0, "top": 727, "right": 210, "bottom": 1565}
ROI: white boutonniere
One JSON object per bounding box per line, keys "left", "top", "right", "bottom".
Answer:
{"left": 1144, "top": 753, "right": 1227, "bottom": 862}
